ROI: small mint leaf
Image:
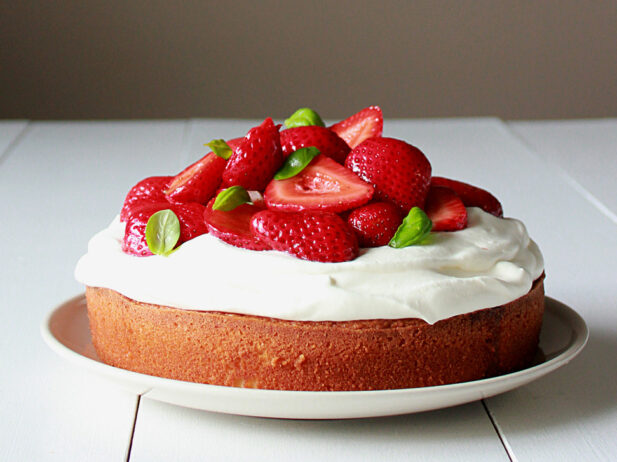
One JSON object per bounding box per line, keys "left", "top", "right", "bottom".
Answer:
{"left": 274, "top": 147, "right": 321, "bottom": 180}
{"left": 213, "top": 186, "right": 252, "bottom": 211}
{"left": 146, "top": 209, "right": 181, "bottom": 256}
{"left": 389, "top": 207, "right": 432, "bottom": 248}
{"left": 204, "top": 139, "right": 233, "bottom": 160}
{"left": 284, "top": 108, "right": 325, "bottom": 128}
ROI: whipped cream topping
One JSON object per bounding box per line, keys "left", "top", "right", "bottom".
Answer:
{"left": 75, "top": 208, "right": 544, "bottom": 324}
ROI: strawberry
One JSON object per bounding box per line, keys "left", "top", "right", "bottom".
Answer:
{"left": 120, "top": 176, "right": 171, "bottom": 222}
{"left": 122, "top": 202, "right": 208, "bottom": 256}
{"left": 203, "top": 197, "right": 270, "bottom": 251}
{"left": 222, "top": 118, "right": 283, "bottom": 191}
{"left": 347, "top": 202, "right": 402, "bottom": 247}
{"left": 424, "top": 185, "right": 467, "bottom": 231}
{"left": 264, "top": 154, "right": 373, "bottom": 213}
{"left": 330, "top": 106, "right": 383, "bottom": 149}
{"left": 431, "top": 177, "right": 503, "bottom": 217}
{"left": 345, "top": 137, "right": 432, "bottom": 213}
{"left": 251, "top": 210, "right": 358, "bottom": 262}
{"left": 165, "top": 152, "right": 226, "bottom": 205}
{"left": 226, "top": 137, "right": 243, "bottom": 153}
{"left": 280, "top": 126, "right": 350, "bottom": 164}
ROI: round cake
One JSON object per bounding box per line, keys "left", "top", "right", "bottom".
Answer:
{"left": 75, "top": 106, "right": 546, "bottom": 391}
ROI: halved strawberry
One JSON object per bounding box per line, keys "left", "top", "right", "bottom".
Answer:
{"left": 330, "top": 106, "right": 383, "bottom": 149}
{"left": 122, "top": 202, "right": 208, "bottom": 256}
{"left": 431, "top": 177, "right": 503, "bottom": 217}
{"left": 424, "top": 186, "right": 467, "bottom": 231}
{"left": 251, "top": 210, "right": 358, "bottom": 262}
{"left": 347, "top": 202, "right": 402, "bottom": 247}
{"left": 345, "top": 137, "right": 431, "bottom": 213}
{"left": 222, "top": 118, "right": 283, "bottom": 191}
{"left": 204, "top": 197, "right": 270, "bottom": 251}
{"left": 165, "top": 152, "right": 226, "bottom": 204}
{"left": 120, "top": 176, "right": 172, "bottom": 222}
{"left": 226, "top": 137, "right": 243, "bottom": 153}
{"left": 280, "top": 126, "right": 350, "bottom": 164}
{"left": 264, "top": 154, "right": 373, "bottom": 213}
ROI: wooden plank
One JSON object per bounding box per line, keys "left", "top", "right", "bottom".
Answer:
{"left": 0, "top": 120, "right": 188, "bottom": 461}
{"left": 480, "top": 122, "right": 617, "bottom": 462}
{"left": 127, "top": 118, "right": 509, "bottom": 462}
{"left": 511, "top": 119, "right": 617, "bottom": 221}
{"left": 130, "top": 399, "right": 507, "bottom": 462}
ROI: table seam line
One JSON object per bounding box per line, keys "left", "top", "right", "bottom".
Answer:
{"left": 0, "top": 122, "right": 32, "bottom": 167}
{"left": 481, "top": 399, "right": 516, "bottom": 462}
{"left": 125, "top": 394, "right": 142, "bottom": 462}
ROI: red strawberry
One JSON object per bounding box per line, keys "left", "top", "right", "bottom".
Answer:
{"left": 203, "top": 197, "right": 270, "bottom": 251}
{"left": 424, "top": 186, "right": 467, "bottom": 231}
{"left": 264, "top": 154, "right": 373, "bottom": 213}
{"left": 251, "top": 210, "right": 358, "bottom": 262}
{"left": 345, "top": 137, "right": 432, "bottom": 213}
{"left": 280, "top": 126, "right": 350, "bottom": 164}
{"left": 120, "top": 176, "right": 171, "bottom": 222}
{"left": 347, "top": 202, "right": 402, "bottom": 247}
{"left": 330, "top": 106, "right": 383, "bottom": 149}
{"left": 222, "top": 118, "right": 283, "bottom": 191}
{"left": 431, "top": 177, "right": 503, "bottom": 217}
{"left": 122, "top": 202, "right": 208, "bottom": 256}
{"left": 165, "top": 152, "right": 226, "bottom": 204}
{"left": 226, "top": 137, "right": 243, "bottom": 153}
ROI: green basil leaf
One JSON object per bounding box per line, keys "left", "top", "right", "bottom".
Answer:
{"left": 284, "top": 108, "right": 325, "bottom": 128}
{"left": 213, "top": 186, "right": 252, "bottom": 211}
{"left": 146, "top": 209, "right": 181, "bottom": 256}
{"left": 389, "top": 207, "right": 433, "bottom": 248}
{"left": 204, "top": 139, "right": 233, "bottom": 160}
{"left": 274, "top": 147, "right": 321, "bottom": 180}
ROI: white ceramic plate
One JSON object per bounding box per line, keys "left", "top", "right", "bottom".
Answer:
{"left": 41, "top": 295, "right": 587, "bottom": 419}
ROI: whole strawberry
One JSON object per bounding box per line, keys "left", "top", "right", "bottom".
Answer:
{"left": 222, "top": 118, "right": 283, "bottom": 191}
{"left": 347, "top": 202, "right": 402, "bottom": 247}
{"left": 345, "top": 137, "right": 432, "bottom": 213}
{"left": 120, "top": 176, "right": 171, "bottom": 222}
{"left": 165, "top": 152, "right": 226, "bottom": 205}
{"left": 280, "top": 126, "right": 350, "bottom": 164}
{"left": 251, "top": 210, "right": 359, "bottom": 262}
{"left": 122, "top": 202, "right": 208, "bottom": 256}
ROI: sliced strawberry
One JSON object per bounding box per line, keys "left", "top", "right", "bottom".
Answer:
{"left": 345, "top": 137, "right": 431, "bottom": 213}
{"left": 122, "top": 202, "right": 208, "bottom": 256}
{"left": 120, "top": 176, "right": 171, "bottom": 222}
{"left": 280, "top": 126, "right": 350, "bottom": 164}
{"left": 424, "top": 186, "right": 467, "bottom": 231}
{"left": 165, "top": 152, "right": 226, "bottom": 204}
{"left": 431, "top": 177, "right": 503, "bottom": 217}
{"left": 222, "top": 118, "right": 283, "bottom": 191}
{"left": 251, "top": 210, "right": 358, "bottom": 262}
{"left": 348, "top": 202, "right": 402, "bottom": 247}
{"left": 226, "top": 137, "right": 243, "bottom": 153}
{"left": 330, "top": 106, "right": 383, "bottom": 149}
{"left": 264, "top": 154, "right": 373, "bottom": 213}
{"left": 204, "top": 197, "right": 270, "bottom": 251}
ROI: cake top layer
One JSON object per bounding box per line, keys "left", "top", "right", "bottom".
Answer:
{"left": 75, "top": 207, "right": 543, "bottom": 324}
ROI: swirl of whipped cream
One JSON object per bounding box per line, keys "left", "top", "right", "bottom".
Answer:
{"left": 75, "top": 208, "right": 544, "bottom": 324}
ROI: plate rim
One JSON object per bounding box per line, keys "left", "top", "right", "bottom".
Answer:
{"left": 40, "top": 294, "right": 588, "bottom": 416}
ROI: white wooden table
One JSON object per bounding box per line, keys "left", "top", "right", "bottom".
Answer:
{"left": 1, "top": 118, "right": 615, "bottom": 461}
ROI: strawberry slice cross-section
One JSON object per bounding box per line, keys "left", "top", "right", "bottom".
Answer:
{"left": 165, "top": 152, "right": 227, "bottom": 205}
{"left": 204, "top": 197, "right": 271, "bottom": 251}
{"left": 330, "top": 105, "right": 383, "bottom": 149}
{"left": 264, "top": 154, "right": 373, "bottom": 213}
{"left": 424, "top": 185, "right": 468, "bottom": 232}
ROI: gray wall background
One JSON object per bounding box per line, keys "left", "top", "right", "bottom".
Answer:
{"left": 1, "top": 1, "right": 616, "bottom": 120}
